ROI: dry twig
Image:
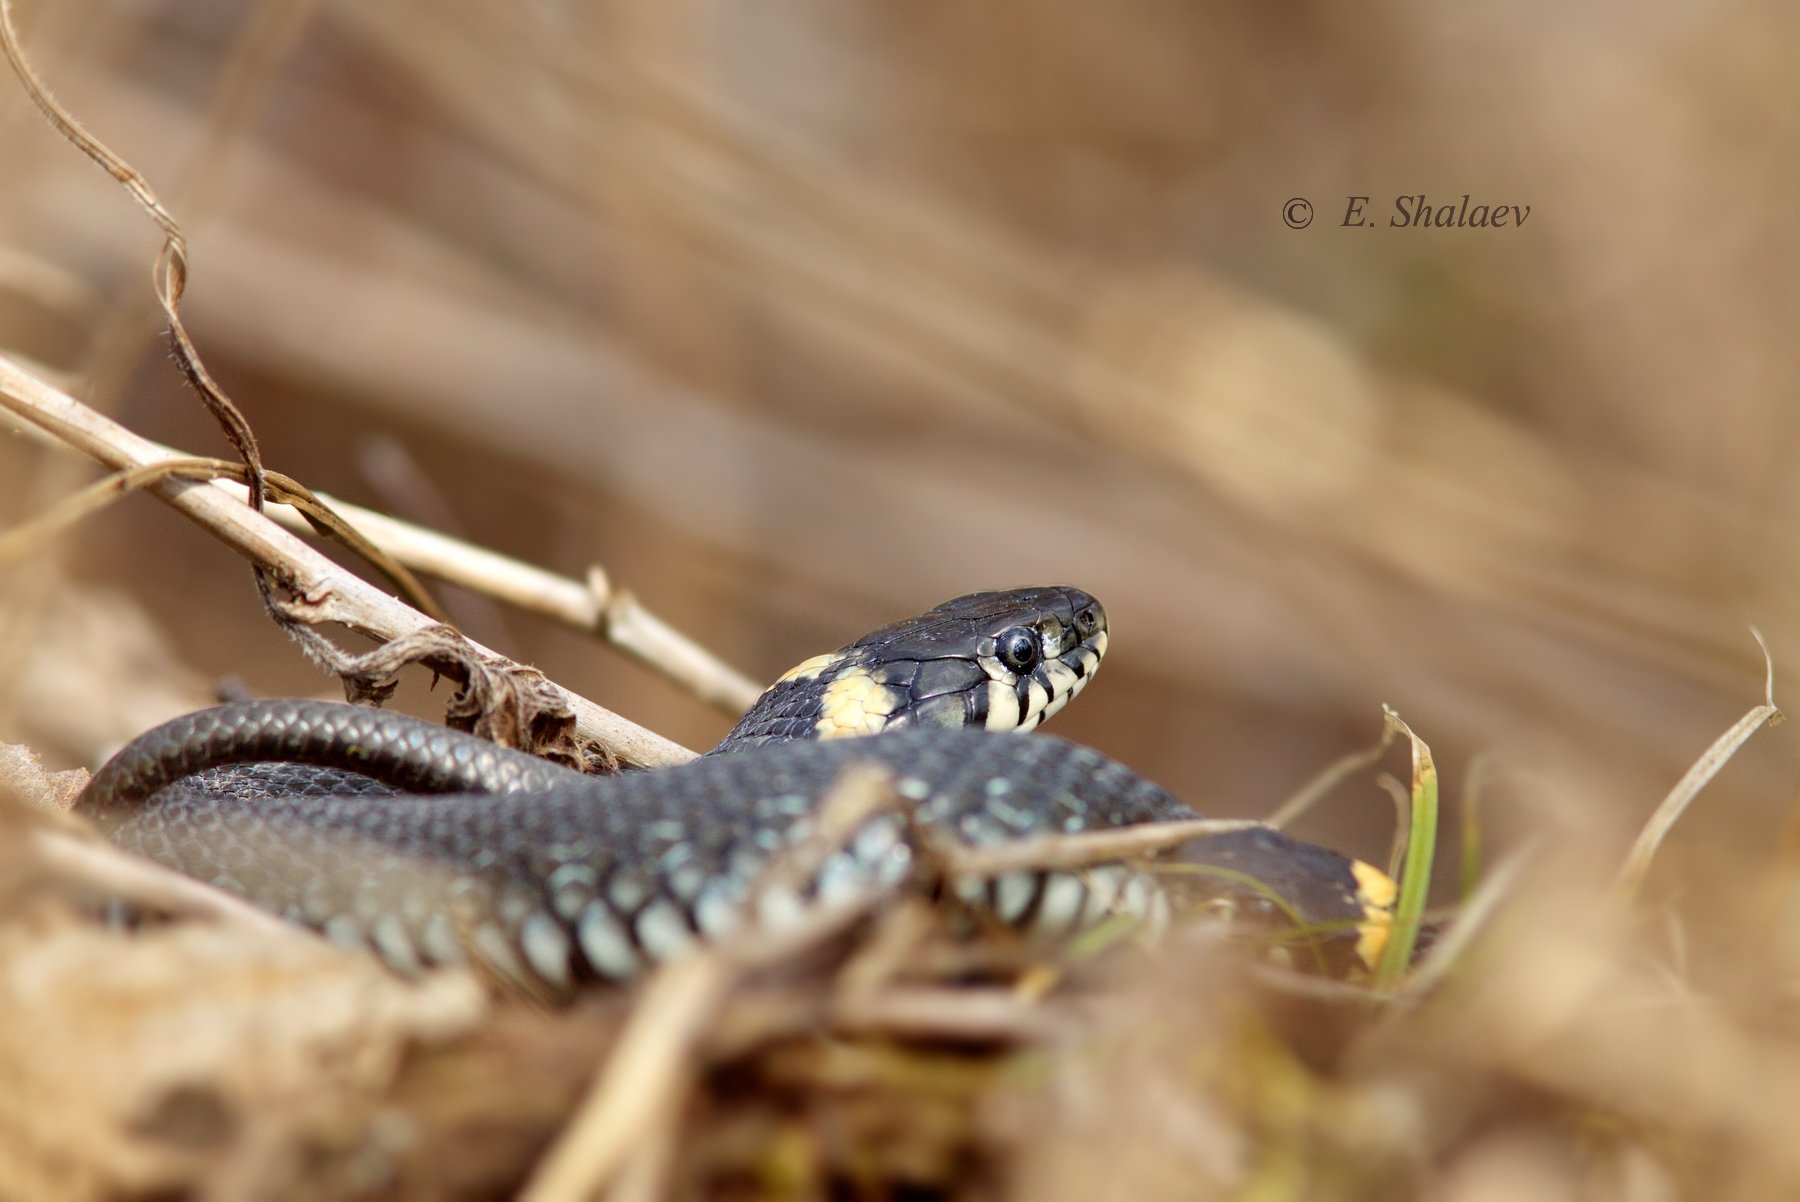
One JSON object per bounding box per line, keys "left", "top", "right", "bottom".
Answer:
{"left": 27, "top": 824, "right": 302, "bottom": 943}
{"left": 246, "top": 487, "right": 762, "bottom": 716}
{"left": 0, "top": 0, "right": 264, "bottom": 502}
{"left": 1264, "top": 718, "right": 1400, "bottom": 830}
{"left": 521, "top": 766, "right": 913, "bottom": 1201}
{"left": 944, "top": 817, "right": 1266, "bottom": 879}
{"left": 0, "top": 413, "right": 764, "bottom": 716}
{"left": 0, "top": 353, "right": 695, "bottom": 768}
{"left": 1615, "top": 627, "right": 1782, "bottom": 900}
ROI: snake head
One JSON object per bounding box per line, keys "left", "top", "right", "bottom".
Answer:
{"left": 715, "top": 586, "right": 1109, "bottom": 752}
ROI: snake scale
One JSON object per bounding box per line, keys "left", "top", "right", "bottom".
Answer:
{"left": 79, "top": 587, "right": 1397, "bottom": 994}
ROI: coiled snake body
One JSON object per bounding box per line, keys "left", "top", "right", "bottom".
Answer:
{"left": 79, "top": 587, "right": 1396, "bottom": 993}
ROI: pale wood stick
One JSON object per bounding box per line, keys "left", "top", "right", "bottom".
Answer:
{"left": 1, "top": 408, "right": 763, "bottom": 715}
{"left": 219, "top": 483, "right": 763, "bottom": 715}
{"left": 0, "top": 351, "right": 697, "bottom": 769}
{"left": 944, "top": 817, "right": 1268, "bottom": 878}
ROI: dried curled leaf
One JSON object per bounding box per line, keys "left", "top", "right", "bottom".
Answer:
{"left": 313, "top": 624, "right": 603, "bottom": 771}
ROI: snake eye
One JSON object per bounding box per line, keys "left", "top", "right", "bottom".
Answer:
{"left": 996, "top": 626, "right": 1039, "bottom": 673}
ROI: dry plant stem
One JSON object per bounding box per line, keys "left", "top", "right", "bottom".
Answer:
{"left": 520, "top": 954, "right": 732, "bottom": 1202}
{"left": 169, "top": 0, "right": 322, "bottom": 217}
{"left": 77, "top": 0, "right": 320, "bottom": 420}
{"left": 1615, "top": 627, "right": 1782, "bottom": 901}
{"left": 522, "top": 900, "right": 890, "bottom": 1200}
{"left": 1264, "top": 718, "right": 1399, "bottom": 830}
{"left": 610, "top": 1115, "right": 677, "bottom": 1202}
{"left": 0, "top": 0, "right": 265, "bottom": 507}
{"left": 1375, "top": 773, "right": 1411, "bottom": 881}
{"left": 0, "top": 448, "right": 451, "bottom": 618}
{"left": 586, "top": 568, "right": 763, "bottom": 715}
{"left": 525, "top": 767, "right": 922, "bottom": 1201}
{"left": 702, "top": 976, "right": 1063, "bottom": 1056}
{"left": 831, "top": 984, "right": 1065, "bottom": 1043}
{"left": 945, "top": 817, "right": 1267, "bottom": 878}
{"left": 251, "top": 488, "right": 760, "bottom": 715}
{"left": 6, "top": 0, "right": 754, "bottom": 728}
{"left": 1244, "top": 961, "right": 1385, "bottom": 1004}
{"left": 31, "top": 825, "right": 302, "bottom": 943}
{"left": 834, "top": 899, "right": 944, "bottom": 994}
{"left": 0, "top": 454, "right": 439, "bottom": 615}
{"left": 748, "top": 761, "right": 902, "bottom": 909}
{"left": 1389, "top": 837, "right": 1543, "bottom": 1004}
{"left": 2, "top": 0, "right": 469, "bottom": 691}
{"left": 0, "top": 457, "right": 223, "bottom": 563}
{"left": 0, "top": 353, "right": 696, "bottom": 768}
{"left": 0, "top": 411, "right": 761, "bottom": 713}
{"left": 1459, "top": 752, "right": 1496, "bottom": 902}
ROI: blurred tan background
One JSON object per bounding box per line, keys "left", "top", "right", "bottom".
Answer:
{"left": 1, "top": 0, "right": 1796, "bottom": 875}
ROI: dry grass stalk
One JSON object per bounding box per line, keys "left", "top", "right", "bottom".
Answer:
{"left": 1616, "top": 628, "right": 1782, "bottom": 901}
{"left": 0, "top": 417, "right": 763, "bottom": 715}
{"left": 945, "top": 817, "right": 1267, "bottom": 878}
{"left": 0, "top": 0, "right": 265, "bottom": 506}
{"left": 521, "top": 954, "right": 735, "bottom": 1202}
{"left": 1264, "top": 718, "right": 1400, "bottom": 830}
{"left": 523, "top": 765, "right": 911, "bottom": 1201}
{"left": 27, "top": 824, "right": 301, "bottom": 944}
{"left": 5, "top": 7, "right": 1799, "bottom": 1199}
{"left": 0, "top": 0, "right": 753, "bottom": 757}
{"left": 0, "top": 353, "right": 694, "bottom": 768}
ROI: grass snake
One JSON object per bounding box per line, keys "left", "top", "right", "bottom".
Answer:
{"left": 78, "top": 587, "right": 1397, "bottom": 993}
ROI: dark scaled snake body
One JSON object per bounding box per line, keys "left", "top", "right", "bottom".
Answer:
{"left": 79, "top": 587, "right": 1398, "bottom": 994}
